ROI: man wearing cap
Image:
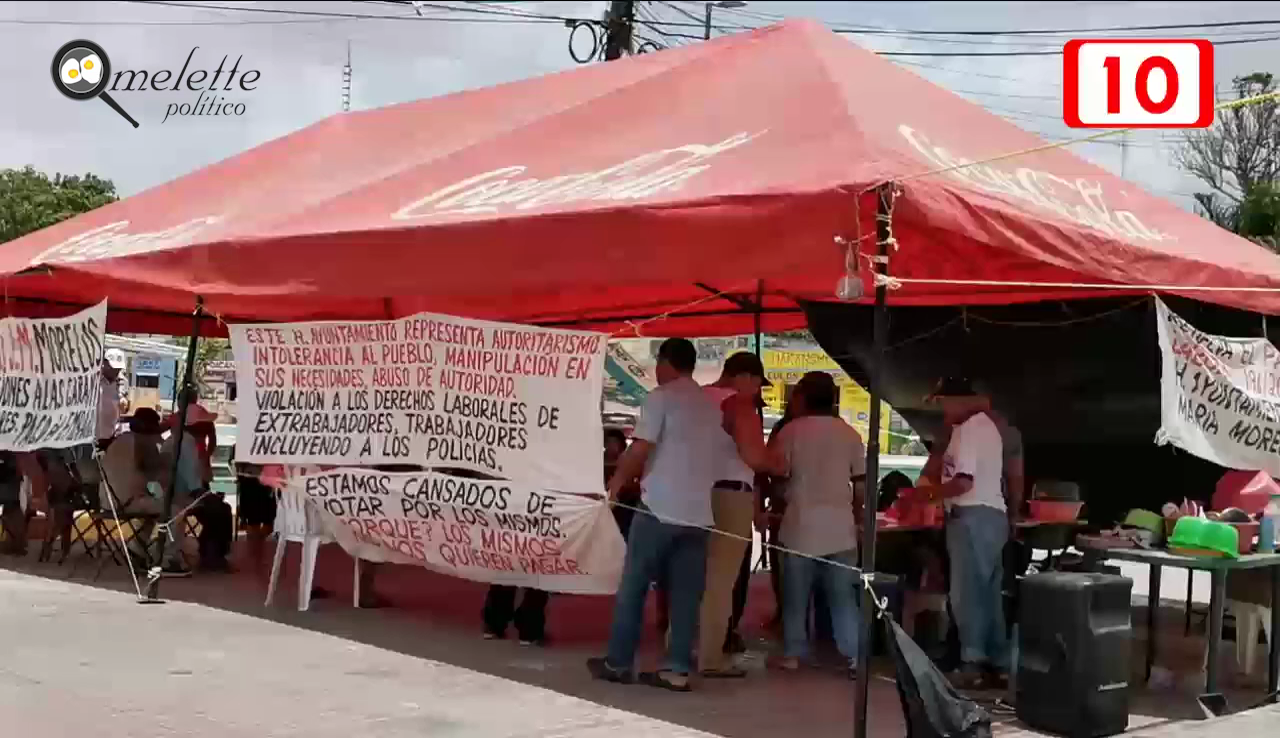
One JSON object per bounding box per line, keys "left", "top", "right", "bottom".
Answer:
{"left": 922, "top": 377, "right": 1011, "bottom": 689}
{"left": 97, "top": 350, "right": 131, "bottom": 450}
{"left": 696, "top": 351, "right": 783, "bottom": 678}
{"left": 590, "top": 338, "right": 723, "bottom": 692}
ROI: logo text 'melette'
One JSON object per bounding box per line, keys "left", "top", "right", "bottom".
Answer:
{"left": 107, "top": 47, "right": 259, "bottom": 93}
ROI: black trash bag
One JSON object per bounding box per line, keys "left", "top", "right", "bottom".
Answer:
{"left": 886, "top": 617, "right": 992, "bottom": 738}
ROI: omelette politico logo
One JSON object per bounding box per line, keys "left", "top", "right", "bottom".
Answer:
{"left": 51, "top": 39, "right": 261, "bottom": 128}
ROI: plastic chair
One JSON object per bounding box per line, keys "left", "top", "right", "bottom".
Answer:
{"left": 264, "top": 486, "right": 334, "bottom": 611}
{"left": 1201, "top": 600, "right": 1273, "bottom": 677}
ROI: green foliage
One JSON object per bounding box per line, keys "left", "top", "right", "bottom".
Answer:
{"left": 0, "top": 166, "right": 118, "bottom": 244}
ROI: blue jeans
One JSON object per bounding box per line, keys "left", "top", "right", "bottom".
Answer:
{"left": 946, "top": 505, "right": 1010, "bottom": 670}
{"left": 605, "top": 511, "right": 709, "bottom": 674}
{"left": 782, "top": 548, "right": 862, "bottom": 662}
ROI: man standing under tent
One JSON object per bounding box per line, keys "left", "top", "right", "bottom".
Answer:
{"left": 97, "top": 350, "right": 130, "bottom": 450}
{"left": 698, "top": 351, "right": 782, "bottom": 678}
{"left": 921, "top": 377, "right": 1011, "bottom": 690}
{"left": 589, "top": 338, "right": 722, "bottom": 692}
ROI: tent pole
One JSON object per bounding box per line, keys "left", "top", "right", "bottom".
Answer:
{"left": 753, "top": 280, "right": 763, "bottom": 357}
{"left": 854, "top": 186, "right": 894, "bottom": 738}
{"left": 143, "top": 296, "right": 204, "bottom": 603}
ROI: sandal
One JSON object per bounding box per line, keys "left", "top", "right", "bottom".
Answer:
{"left": 639, "top": 670, "right": 692, "bottom": 692}
{"left": 699, "top": 666, "right": 747, "bottom": 679}
{"left": 587, "top": 657, "right": 634, "bottom": 685}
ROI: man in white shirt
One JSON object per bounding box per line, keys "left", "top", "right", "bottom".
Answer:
{"left": 96, "top": 350, "right": 130, "bottom": 449}
{"left": 697, "top": 351, "right": 781, "bottom": 678}
{"left": 921, "top": 377, "right": 1011, "bottom": 689}
{"left": 589, "top": 338, "right": 722, "bottom": 692}
{"left": 770, "top": 372, "right": 866, "bottom": 678}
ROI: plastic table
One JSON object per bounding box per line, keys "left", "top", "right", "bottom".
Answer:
{"left": 1076, "top": 543, "right": 1280, "bottom": 699}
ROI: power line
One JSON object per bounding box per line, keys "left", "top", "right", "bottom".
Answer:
{"left": 695, "top": 5, "right": 1280, "bottom": 37}
{"left": 0, "top": 16, "right": 344, "bottom": 25}
{"left": 875, "top": 33, "right": 1280, "bottom": 57}
{"left": 114, "top": 0, "right": 568, "bottom": 24}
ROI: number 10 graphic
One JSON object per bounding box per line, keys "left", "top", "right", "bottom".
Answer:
{"left": 1063, "top": 39, "right": 1214, "bottom": 128}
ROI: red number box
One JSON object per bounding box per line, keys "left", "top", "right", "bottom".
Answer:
{"left": 1063, "top": 39, "right": 1214, "bottom": 128}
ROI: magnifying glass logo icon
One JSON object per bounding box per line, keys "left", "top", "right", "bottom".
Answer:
{"left": 51, "top": 40, "right": 139, "bottom": 128}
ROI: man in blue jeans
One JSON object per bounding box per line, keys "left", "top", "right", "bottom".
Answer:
{"left": 921, "top": 377, "right": 1011, "bottom": 690}
{"left": 588, "top": 338, "right": 723, "bottom": 692}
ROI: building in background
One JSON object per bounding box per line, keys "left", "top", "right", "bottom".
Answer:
{"left": 104, "top": 335, "right": 185, "bottom": 413}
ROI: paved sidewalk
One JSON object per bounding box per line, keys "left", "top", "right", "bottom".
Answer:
{"left": 0, "top": 570, "right": 720, "bottom": 738}
{"left": 0, "top": 549, "right": 1268, "bottom": 738}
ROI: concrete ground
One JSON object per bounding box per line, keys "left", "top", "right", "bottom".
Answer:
{"left": 0, "top": 542, "right": 1272, "bottom": 738}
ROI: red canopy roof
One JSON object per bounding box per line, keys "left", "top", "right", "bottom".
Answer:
{"left": 5, "top": 20, "right": 1279, "bottom": 336}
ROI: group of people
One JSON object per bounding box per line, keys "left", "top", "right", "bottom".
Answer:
{"left": 0, "top": 351, "right": 234, "bottom": 576}
{"left": 584, "top": 338, "right": 1023, "bottom": 694}
{"left": 0, "top": 342, "right": 1021, "bottom": 694}
{"left": 586, "top": 338, "right": 871, "bottom": 691}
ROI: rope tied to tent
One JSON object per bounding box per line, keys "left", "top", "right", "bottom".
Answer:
{"left": 869, "top": 275, "right": 1280, "bottom": 295}
{"left": 856, "top": 89, "right": 1280, "bottom": 196}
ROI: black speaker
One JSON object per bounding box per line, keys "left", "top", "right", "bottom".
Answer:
{"left": 1017, "top": 572, "right": 1132, "bottom": 737}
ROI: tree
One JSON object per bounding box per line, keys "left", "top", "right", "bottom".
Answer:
{"left": 1177, "top": 73, "right": 1280, "bottom": 252}
{"left": 0, "top": 166, "right": 118, "bottom": 244}
{"left": 176, "top": 338, "right": 232, "bottom": 399}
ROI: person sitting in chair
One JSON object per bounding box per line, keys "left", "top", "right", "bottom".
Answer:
{"left": 100, "top": 408, "right": 191, "bottom": 576}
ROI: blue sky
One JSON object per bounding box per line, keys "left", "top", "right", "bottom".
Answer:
{"left": 2, "top": 1, "right": 1276, "bottom": 204}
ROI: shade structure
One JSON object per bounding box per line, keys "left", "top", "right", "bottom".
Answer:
{"left": 4, "top": 19, "right": 1280, "bottom": 337}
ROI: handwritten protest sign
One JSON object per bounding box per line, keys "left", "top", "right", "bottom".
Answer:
{"left": 231, "top": 312, "right": 607, "bottom": 492}
{"left": 289, "top": 468, "right": 624, "bottom": 594}
{"left": 0, "top": 302, "right": 107, "bottom": 452}
{"left": 1156, "top": 299, "right": 1280, "bottom": 476}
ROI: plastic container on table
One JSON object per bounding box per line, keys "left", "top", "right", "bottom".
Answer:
{"left": 1029, "top": 500, "right": 1084, "bottom": 523}
{"left": 1168, "top": 517, "right": 1239, "bottom": 559}
{"left": 1259, "top": 495, "right": 1280, "bottom": 553}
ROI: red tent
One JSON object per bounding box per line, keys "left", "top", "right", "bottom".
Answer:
{"left": 5, "top": 20, "right": 1279, "bottom": 336}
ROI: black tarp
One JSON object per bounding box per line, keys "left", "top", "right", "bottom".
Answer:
{"left": 803, "top": 296, "right": 1277, "bottom": 527}
{"left": 886, "top": 615, "right": 992, "bottom": 738}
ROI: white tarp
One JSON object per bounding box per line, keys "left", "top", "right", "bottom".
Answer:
{"left": 289, "top": 468, "right": 624, "bottom": 594}
{"left": 0, "top": 301, "right": 108, "bottom": 451}
{"left": 1155, "top": 298, "right": 1280, "bottom": 476}
{"left": 231, "top": 311, "right": 607, "bottom": 492}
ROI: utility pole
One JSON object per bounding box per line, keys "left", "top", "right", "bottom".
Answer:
{"left": 704, "top": 1, "right": 746, "bottom": 40}
{"left": 342, "top": 41, "right": 352, "bottom": 113}
{"left": 1120, "top": 130, "right": 1129, "bottom": 179}
{"left": 603, "top": 0, "right": 634, "bottom": 60}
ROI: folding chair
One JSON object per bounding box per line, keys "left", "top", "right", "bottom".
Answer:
{"left": 69, "top": 459, "right": 161, "bottom": 581}
{"left": 40, "top": 449, "right": 98, "bottom": 564}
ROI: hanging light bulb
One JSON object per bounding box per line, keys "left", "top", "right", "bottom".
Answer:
{"left": 834, "top": 235, "right": 865, "bottom": 301}
{"left": 836, "top": 272, "right": 865, "bottom": 301}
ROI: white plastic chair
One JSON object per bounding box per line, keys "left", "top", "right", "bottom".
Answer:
{"left": 1201, "top": 599, "right": 1273, "bottom": 678}
{"left": 264, "top": 486, "right": 334, "bottom": 611}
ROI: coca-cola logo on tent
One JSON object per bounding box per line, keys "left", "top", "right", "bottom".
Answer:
{"left": 899, "top": 124, "right": 1174, "bottom": 244}
{"left": 390, "top": 132, "right": 766, "bottom": 220}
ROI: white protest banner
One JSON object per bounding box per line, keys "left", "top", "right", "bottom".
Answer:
{"left": 1155, "top": 298, "right": 1280, "bottom": 476}
{"left": 231, "top": 312, "right": 607, "bottom": 492}
{"left": 290, "top": 468, "right": 624, "bottom": 594}
{"left": 0, "top": 301, "right": 108, "bottom": 451}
